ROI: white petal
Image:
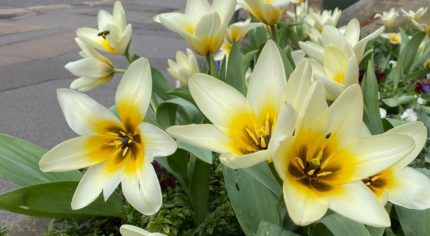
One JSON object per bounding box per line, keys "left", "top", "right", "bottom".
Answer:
{"left": 347, "top": 133, "right": 415, "bottom": 181}
{"left": 57, "top": 89, "right": 121, "bottom": 135}
{"left": 193, "top": 12, "right": 223, "bottom": 55}
{"left": 98, "top": 10, "right": 113, "bottom": 30}
{"left": 189, "top": 74, "right": 252, "bottom": 126}
{"left": 65, "top": 58, "right": 112, "bottom": 78}
{"left": 102, "top": 167, "right": 124, "bottom": 201}
{"left": 76, "top": 27, "right": 106, "bottom": 52}
{"left": 167, "top": 124, "right": 231, "bottom": 154}
{"left": 327, "top": 85, "right": 363, "bottom": 147}
{"left": 115, "top": 58, "right": 151, "bottom": 128}
{"left": 354, "top": 26, "right": 385, "bottom": 61}
{"left": 212, "top": 0, "right": 236, "bottom": 25}
{"left": 344, "top": 19, "right": 360, "bottom": 46}
{"left": 386, "top": 122, "right": 427, "bottom": 170}
{"left": 220, "top": 149, "right": 270, "bottom": 169}
{"left": 113, "top": 1, "right": 127, "bottom": 30}
{"left": 321, "top": 26, "right": 348, "bottom": 47}
{"left": 247, "top": 40, "right": 286, "bottom": 116}
{"left": 117, "top": 24, "right": 132, "bottom": 55}
{"left": 120, "top": 225, "right": 166, "bottom": 236}
{"left": 39, "top": 136, "right": 104, "bottom": 172}
{"left": 285, "top": 60, "right": 313, "bottom": 111}
{"left": 139, "top": 123, "right": 177, "bottom": 157}
{"left": 70, "top": 76, "right": 112, "bottom": 92}
{"left": 122, "top": 162, "right": 162, "bottom": 215}
{"left": 184, "top": 0, "right": 210, "bottom": 23}
{"left": 158, "top": 13, "right": 194, "bottom": 40}
{"left": 283, "top": 182, "right": 328, "bottom": 226}
{"left": 270, "top": 102, "right": 297, "bottom": 151}
{"left": 343, "top": 56, "right": 359, "bottom": 86}
{"left": 273, "top": 136, "right": 295, "bottom": 181}
{"left": 328, "top": 182, "right": 391, "bottom": 227}
{"left": 297, "top": 81, "right": 328, "bottom": 133}
{"left": 299, "top": 41, "right": 324, "bottom": 61}
{"left": 71, "top": 164, "right": 113, "bottom": 209}
{"left": 389, "top": 167, "right": 430, "bottom": 210}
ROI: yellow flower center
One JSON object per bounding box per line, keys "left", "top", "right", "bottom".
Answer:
{"left": 362, "top": 168, "right": 394, "bottom": 197}
{"left": 388, "top": 33, "right": 401, "bottom": 44}
{"left": 97, "top": 31, "right": 117, "bottom": 54}
{"left": 333, "top": 71, "right": 345, "bottom": 83}
{"left": 286, "top": 131, "right": 355, "bottom": 194}
{"left": 424, "top": 59, "right": 430, "bottom": 69}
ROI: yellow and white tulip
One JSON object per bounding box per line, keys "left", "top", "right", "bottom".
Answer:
{"left": 272, "top": 84, "right": 416, "bottom": 226}
{"left": 155, "top": 0, "right": 236, "bottom": 56}
{"left": 167, "top": 41, "right": 315, "bottom": 169}
{"left": 381, "top": 33, "right": 401, "bottom": 44}
{"left": 120, "top": 225, "right": 166, "bottom": 236}
{"left": 39, "top": 58, "right": 177, "bottom": 215}
{"left": 375, "top": 8, "right": 399, "bottom": 29}
{"left": 304, "top": 8, "right": 341, "bottom": 33}
{"left": 410, "top": 8, "right": 430, "bottom": 33}
{"left": 300, "top": 19, "right": 384, "bottom": 63}
{"left": 360, "top": 122, "right": 430, "bottom": 209}
{"left": 76, "top": 1, "right": 132, "bottom": 55}
{"left": 215, "top": 18, "right": 263, "bottom": 60}
{"left": 167, "top": 49, "right": 200, "bottom": 86}
{"left": 65, "top": 38, "right": 114, "bottom": 92}
{"left": 401, "top": 7, "right": 428, "bottom": 22}
{"left": 237, "top": 0, "right": 289, "bottom": 26}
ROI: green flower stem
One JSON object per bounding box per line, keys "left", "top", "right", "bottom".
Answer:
{"left": 113, "top": 68, "right": 127, "bottom": 73}
{"left": 205, "top": 54, "right": 218, "bottom": 78}
{"left": 270, "top": 24, "right": 278, "bottom": 43}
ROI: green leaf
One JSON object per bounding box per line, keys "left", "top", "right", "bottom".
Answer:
{"left": 225, "top": 42, "right": 247, "bottom": 94}
{"left": 151, "top": 66, "right": 171, "bottom": 101}
{"left": 396, "top": 205, "right": 430, "bottom": 236}
{"left": 188, "top": 157, "right": 211, "bottom": 224}
{"left": 367, "top": 226, "right": 385, "bottom": 236}
{"left": 156, "top": 149, "right": 189, "bottom": 187}
{"left": 156, "top": 97, "right": 202, "bottom": 129}
{"left": 177, "top": 140, "right": 212, "bottom": 164}
{"left": 243, "top": 163, "right": 282, "bottom": 197}
{"left": 0, "top": 134, "right": 81, "bottom": 186}
{"left": 317, "top": 213, "right": 371, "bottom": 236}
{"left": 166, "top": 88, "right": 195, "bottom": 106}
{"left": 0, "top": 181, "right": 124, "bottom": 218}
{"left": 256, "top": 221, "right": 300, "bottom": 236}
{"left": 382, "top": 95, "right": 416, "bottom": 107}
{"left": 279, "top": 46, "right": 295, "bottom": 78}
{"left": 361, "top": 59, "right": 384, "bottom": 134}
{"left": 223, "top": 166, "right": 282, "bottom": 236}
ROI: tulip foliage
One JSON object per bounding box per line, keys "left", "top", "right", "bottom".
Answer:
{"left": 1, "top": 1, "right": 430, "bottom": 235}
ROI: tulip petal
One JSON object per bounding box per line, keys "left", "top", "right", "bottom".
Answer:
{"left": 65, "top": 58, "right": 112, "bottom": 78}
{"left": 389, "top": 167, "right": 430, "bottom": 210}
{"left": 120, "top": 225, "right": 165, "bottom": 236}
{"left": 189, "top": 74, "right": 252, "bottom": 126}
{"left": 71, "top": 163, "right": 121, "bottom": 209}
{"left": 39, "top": 136, "right": 110, "bottom": 172}
{"left": 77, "top": 27, "right": 106, "bottom": 52}
{"left": 185, "top": 0, "right": 210, "bottom": 23}
{"left": 347, "top": 133, "right": 415, "bottom": 181}
{"left": 344, "top": 56, "right": 359, "bottom": 86}
{"left": 283, "top": 181, "right": 328, "bottom": 226}
{"left": 194, "top": 12, "right": 223, "bottom": 55}
{"left": 299, "top": 41, "right": 324, "bottom": 61}
{"left": 98, "top": 10, "right": 113, "bottom": 30}
{"left": 273, "top": 136, "right": 295, "bottom": 181}
{"left": 220, "top": 150, "right": 270, "bottom": 169}
{"left": 116, "top": 58, "right": 151, "bottom": 130}
{"left": 70, "top": 76, "right": 112, "bottom": 92}
{"left": 270, "top": 102, "right": 297, "bottom": 151}
{"left": 158, "top": 13, "right": 194, "bottom": 40}
{"left": 328, "top": 182, "right": 390, "bottom": 227}
{"left": 386, "top": 122, "right": 427, "bottom": 170}
{"left": 247, "top": 40, "right": 286, "bottom": 117}
{"left": 113, "top": 1, "right": 127, "bottom": 29}
{"left": 122, "top": 162, "right": 162, "bottom": 215}
{"left": 327, "top": 85, "right": 363, "bottom": 147}
{"left": 212, "top": 0, "right": 236, "bottom": 25}
{"left": 321, "top": 26, "right": 348, "bottom": 48}
{"left": 139, "top": 123, "right": 177, "bottom": 157}
{"left": 285, "top": 60, "right": 313, "bottom": 111}
{"left": 354, "top": 26, "right": 384, "bottom": 61}
{"left": 57, "top": 89, "right": 122, "bottom": 135}
{"left": 344, "top": 19, "right": 360, "bottom": 46}
{"left": 167, "top": 124, "right": 231, "bottom": 154}
{"left": 297, "top": 81, "right": 328, "bottom": 133}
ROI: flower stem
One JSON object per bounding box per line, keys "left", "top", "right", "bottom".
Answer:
{"left": 205, "top": 54, "right": 218, "bottom": 78}
{"left": 270, "top": 24, "right": 278, "bottom": 43}
{"left": 114, "top": 68, "right": 127, "bottom": 73}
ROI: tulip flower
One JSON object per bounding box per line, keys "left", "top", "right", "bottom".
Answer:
{"left": 361, "top": 122, "right": 430, "bottom": 209}
{"left": 300, "top": 19, "right": 384, "bottom": 63}
{"left": 237, "top": 0, "right": 289, "bottom": 26}
{"left": 272, "top": 84, "right": 415, "bottom": 226}
{"left": 154, "top": 0, "right": 236, "bottom": 56}
{"left": 167, "top": 49, "right": 200, "bottom": 86}
{"left": 167, "top": 41, "right": 315, "bottom": 169}
{"left": 410, "top": 8, "right": 430, "bottom": 33}
{"left": 120, "top": 225, "right": 166, "bottom": 236}
{"left": 65, "top": 38, "right": 114, "bottom": 92}
{"left": 381, "top": 33, "right": 401, "bottom": 44}
{"left": 77, "top": 1, "right": 132, "bottom": 55}
{"left": 214, "top": 19, "right": 263, "bottom": 61}
{"left": 375, "top": 8, "right": 399, "bottom": 29}
{"left": 401, "top": 7, "right": 428, "bottom": 22}
{"left": 39, "top": 58, "right": 177, "bottom": 215}
{"left": 305, "top": 8, "right": 341, "bottom": 33}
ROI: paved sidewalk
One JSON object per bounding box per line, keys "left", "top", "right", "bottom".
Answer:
{"left": 0, "top": 0, "right": 186, "bottom": 234}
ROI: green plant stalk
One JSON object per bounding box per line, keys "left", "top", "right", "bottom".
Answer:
{"left": 205, "top": 54, "right": 218, "bottom": 78}
{"left": 270, "top": 24, "right": 278, "bottom": 43}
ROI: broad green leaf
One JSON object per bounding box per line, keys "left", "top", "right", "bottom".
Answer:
{"left": 156, "top": 97, "right": 202, "bottom": 129}
{"left": 385, "top": 118, "right": 407, "bottom": 127}
{"left": 248, "top": 27, "right": 269, "bottom": 50}
{"left": 151, "top": 66, "right": 171, "bottom": 101}
{"left": 226, "top": 42, "right": 247, "bottom": 94}
{"left": 177, "top": 140, "right": 212, "bottom": 164}
{"left": 0, "top": 134, "right": 81, "bottom": 186}
{"left": 280, "top": 46, "right": 295, "bottom": 78}
{"left": 187, "top": 157, "right": 211, "bottom": 224}
{"left": 256, "top": 221, "right": 300, "bottom": 236}
{"left": 317, "top": 213, "right": 371, "bottom": 236}
{"left": 243, "top": 163, "right": 282, "bottom": 196}
{"left": 223, "top": 166, "right": 282, "bottom": 236}
{"left": 367, "top": 226, "right": 385, "bottom": 236}
{"left": 382, "top": 95, "right": 416, "bottom": 107}
{"left": 0, "top": 181, "right": 124, "bottom": 218}
{"left": 156, "top": 149, "right": 189, "bottom": 187}
{"left": 361, "top": 59, "right": 384, "bottom": 134}
{"left": 396, "top": 205, "right": 430, "bottom": 236}
{"left": 166, "top": 88, "right": 195, "bottom": 106}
